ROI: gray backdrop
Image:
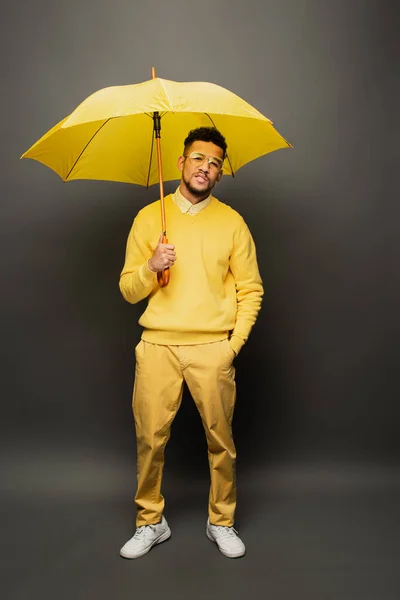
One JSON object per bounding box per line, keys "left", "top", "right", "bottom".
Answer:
{"left": 2, "top": 1, "right": 399, "bottom": 599}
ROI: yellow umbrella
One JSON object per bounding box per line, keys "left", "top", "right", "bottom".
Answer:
{"left": 21, "top": 68, "right": 292, "bottom": 286}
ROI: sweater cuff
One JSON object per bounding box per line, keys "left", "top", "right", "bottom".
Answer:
{"left": 138, "top": 261, "right": 157, "bottom": 286}
{"left": 229, "top": 335, "right": 244, "bottom": 356}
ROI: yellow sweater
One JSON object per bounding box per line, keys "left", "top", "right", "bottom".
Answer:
{"left": 119, "top": 194, "right": 263, "bottom": 355}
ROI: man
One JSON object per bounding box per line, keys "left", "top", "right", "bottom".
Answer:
{"left": 119, "top": 127, "right": 263, "bottom": 559}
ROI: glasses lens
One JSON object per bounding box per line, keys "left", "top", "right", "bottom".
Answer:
{"left": 189, "top": 152, "right": 206, "bottom": 165}
{"left": 209, "top": 157, "right": 223, "bottom": 169}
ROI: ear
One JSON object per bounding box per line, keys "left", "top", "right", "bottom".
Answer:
{"left": 177, "top": 155, "right": 185, "bottom": 172}
{"left": 216, "top": 170, "right": 223, "bottom": 183}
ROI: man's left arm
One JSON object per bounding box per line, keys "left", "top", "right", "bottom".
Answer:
{"left": 229, "top": 217, "right": 264, "bottom": 356}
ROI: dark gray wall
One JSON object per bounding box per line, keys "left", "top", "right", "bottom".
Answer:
{"left": 1, "top": 0, "right": 398, "bottom": 486}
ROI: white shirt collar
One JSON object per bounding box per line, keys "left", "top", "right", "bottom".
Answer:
{"left": 173, "top": 186, "right": 212, "bottom": 215}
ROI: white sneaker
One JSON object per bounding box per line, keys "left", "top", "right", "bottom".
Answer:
{"left": 206, "top": 518, "right": 246, "bottom": 558}
{"left": 120, "top": 516, "right": 171, "bottom": 559}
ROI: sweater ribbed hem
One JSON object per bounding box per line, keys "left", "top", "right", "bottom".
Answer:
{"left": 141, "top": 329, "right": 229, "bottom": 346}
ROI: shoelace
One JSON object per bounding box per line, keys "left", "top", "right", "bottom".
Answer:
{"left": 133, "top": 524, "right": 158, "bottom": 540}
{"left": 213, "top": 525, "right": 239, "bottom": 539}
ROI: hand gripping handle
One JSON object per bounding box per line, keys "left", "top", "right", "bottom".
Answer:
{"left": 157, "top": 232, "right": 170, "bottom": 287}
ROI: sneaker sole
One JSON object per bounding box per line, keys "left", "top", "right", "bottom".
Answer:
{"left": 206, "top": 528, "right": 246, "bottom": 559}
{"left": 120, "top": 527, "right": 171, "bottom": 559}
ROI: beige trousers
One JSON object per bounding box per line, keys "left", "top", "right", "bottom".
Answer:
{"left": 132, "top": 338, "right": 237, "bottom": 527}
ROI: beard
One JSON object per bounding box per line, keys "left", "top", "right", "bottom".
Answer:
{"left": 182, "top": 173, "right": 215, "bottom": 198}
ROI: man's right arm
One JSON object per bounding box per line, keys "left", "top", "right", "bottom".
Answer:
{"left": 119, "top": 211, "right": 157, "bottom": 305}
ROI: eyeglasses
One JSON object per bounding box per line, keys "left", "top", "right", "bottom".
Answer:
{"left": 183, "top": 151, "right": 224, "bottom": 171}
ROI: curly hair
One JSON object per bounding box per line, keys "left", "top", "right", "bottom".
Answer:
{"left": 183, "top": 127, "right": 227, "bottom": 159}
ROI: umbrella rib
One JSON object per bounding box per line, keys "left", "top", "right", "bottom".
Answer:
{"left": 146, "top": 126, "right": 155, "bottom": 189}
{"left": 204, "top": 113, "right": 235, "bottom": 177}
{"left": 144, "top": 112, "right": 165, "bottom": 118}
{"left": 65, "top": 118, "right": 111, "bottom": 181}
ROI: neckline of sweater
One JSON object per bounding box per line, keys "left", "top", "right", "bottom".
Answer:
{"left": 166, "top": 193, "right": 218, "bottom": 217}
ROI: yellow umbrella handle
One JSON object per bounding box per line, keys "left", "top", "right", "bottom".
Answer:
{"left": 152, "top": 66, "right": 169, "bottom": 288}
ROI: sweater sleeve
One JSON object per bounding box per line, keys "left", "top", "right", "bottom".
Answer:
{"left": 119, "top": 210, "right": 158, "bottom": 304}
{"left": 228, "top": 217, "right": 264, "bottom": 355}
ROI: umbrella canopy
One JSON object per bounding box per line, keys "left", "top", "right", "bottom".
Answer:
{"left": 21, "top": 77, "right": 292, "bottom": 186}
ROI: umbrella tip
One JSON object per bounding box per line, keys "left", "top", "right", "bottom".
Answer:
{"left": 152, "top": 66, "right": 156, "bottom": 79}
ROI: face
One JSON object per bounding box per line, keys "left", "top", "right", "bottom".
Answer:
{"left": 178, "top": 140, "right": 224, "bottom": 200}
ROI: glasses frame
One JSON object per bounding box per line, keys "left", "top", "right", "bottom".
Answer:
{"left": 183, "top": 151, "right": 224, "bottom": 171}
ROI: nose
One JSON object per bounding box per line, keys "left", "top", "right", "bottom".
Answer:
{"left": 199, "top": 158, "right": 210, "bottom": 173}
